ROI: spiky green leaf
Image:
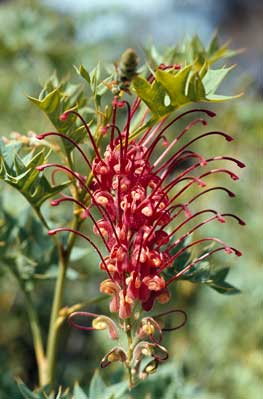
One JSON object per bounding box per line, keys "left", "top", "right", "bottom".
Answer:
{"left": 28, "top": 77, "right": 88, "bottom": 152}
{"left": 132, "top": 76, "right": 173, "bottom": 117}
{"left": 0, "top": 139, "right": 70, "bottom": 209}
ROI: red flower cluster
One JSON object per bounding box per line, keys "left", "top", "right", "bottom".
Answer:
{"left": 37, "top": 89, "right": 245, "bottom": 321}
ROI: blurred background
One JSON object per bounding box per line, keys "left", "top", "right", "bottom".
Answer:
{"left": 0, "top": 0, "right": 262, "bottom": 398}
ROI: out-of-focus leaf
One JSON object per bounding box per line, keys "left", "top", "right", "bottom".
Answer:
{"left": 202, "top": 65, "right": 235, "bottom": 95}
{"left": 205, "top": 268, "right": 241, "bottom": 295}
{"left": 73, "top": 383, "right": 89, "bottom": 399}
{"left": 88, "top": 370, "right": 127, "bottom": 399}
{"left": 104, "top": 381, "right": 128, "bottom": 399}
{"left": 17, "top": 380, "right": 72, "bottom": 399}
{"left": 89, "top": 370, "right": 106, "bottom": 399}
{"left": 0, "top": 207, "right": 57, "bottom": 291}
{"left": 0, "top": 139, "right": 69, "bottom": 209}
{"left": 17, "top": 379, "right": 41, "bottom": 399}
{"left": 144, "top": 33, "right": 241, "bottom": 70}
{"left": 75, "top": 65, "right": 91, "bottom": 85}
{"left": 70, "top": 247, "right": 92, "bottom": 262}
{"left": 90, "top": 62, "right": 101, "bottom": 92}
{"left": 186, "top": 33, "right": 242, "bottom": 66}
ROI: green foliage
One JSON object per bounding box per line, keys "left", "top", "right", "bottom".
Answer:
{"left": 184, "top": 33, "right": 243, "bottom": 66}
{"left": 0, "top": 206, "right": 57, "bottom": 291}
{"left": 89, "top": 370, "right": 127, "bottom": 399}
{"left": 28, "top": 75, "right": 89, "bottom": 153}
{"left": 136, "top": 33, "right": 242, "bottom": 118}
{"left": 17, "top": 370, "right": 127, "bottom": 399}
{"left": 0, "top": 0, "right": 81, "bottom": 133}
{"left": 73, "top": 384, "right": 89, "bottom": 399}
{"left": 18, "top": 379, "right": 72, "bottom": 399}
{"left": 145, "top": 33, "right": 242, "bottom": 68}
{"left": 132, "top": 78, "right": 174, "bottom": 117}
{"left": 0, "top": 138, "right": 69, "bottom": 209}
{"left": 164, "top": 239, "right": 240, "bottom": 295}
{"left": 122, "top": 362, "right": 213, "bottom": 399}
{"left": 133, "top": 63, "right": 240, "bottom": 118}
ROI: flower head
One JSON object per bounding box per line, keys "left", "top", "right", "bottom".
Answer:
{"left": 37, "top": 61, "right": 245, "bottom": 385}
{"left": 39, "top": 95, "right": 245, "bottom": 317}
{"left": 47, "top": 96, "right": 244, "bottom": 319}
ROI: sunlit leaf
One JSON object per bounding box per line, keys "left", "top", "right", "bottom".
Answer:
{"left": 132, "top": 76, "right": 173, "bottom": 117}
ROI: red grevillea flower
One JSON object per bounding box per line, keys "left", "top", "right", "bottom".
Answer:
{"left": 37, "top": 84, "right": 245, "bottom": 321}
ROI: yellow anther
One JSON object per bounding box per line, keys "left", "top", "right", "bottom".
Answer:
{"left": 142, "top": 322, "right": 155, "bottom": 336}
{"left": 141, "top": 347, "right": 152, "bottom": 357}
{"left": 145, "top": 363, "right": 157, "bottom": 374}
{"left": 92, "top": 318, "right": 107, "bottom": 330}
{"left": 108, "top": 352, "right": 121, "bottom": 362}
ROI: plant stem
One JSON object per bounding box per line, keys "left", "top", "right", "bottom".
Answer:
{"left": 46, "top": 215, "right": 80, "bottom": 387}
{"left": 125, "top": 319, "right": 134, "bottom": 390}
{"left": 34, "top": 205, "right": 79, "bottom": 386}
{"left": 23, "top": 290, "right": 47, "bottom": 386}
{"left": 46, "top": 243, "right": 67, "bottom": 386}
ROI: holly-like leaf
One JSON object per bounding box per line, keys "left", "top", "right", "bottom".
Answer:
{"left": 155, "top": 65, "right": 192, "bottom": 107}
{"left": 28, "top": 77, "right": 88, "bottom": 153}
{"left": 132, "top": 76, "right": 173, "bottom": 117}
{"left": 134, "top": 62, "right": 239, "bottom": 118}
{"left": 0, "top": 139, "right": 69, "bottom": 209}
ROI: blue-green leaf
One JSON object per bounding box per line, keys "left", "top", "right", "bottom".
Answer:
{"left": 104, "top": 382, "right": 128, "bottom": 399}
{"left": 89, "top": 370, "right": 106, "bottom": 399}
{"left": 73, "top": 383, "right": 89, "bottom": 399}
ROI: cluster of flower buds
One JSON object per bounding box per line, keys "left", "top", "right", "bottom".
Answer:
{"left": 68, "top": 308, "right": 186, "bottom": 384}
{"left": 36, "top": 61, "right": 245, "bottom": 384}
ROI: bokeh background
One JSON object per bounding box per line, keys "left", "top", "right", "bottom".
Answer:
{"left": 0, "top": 0, "right": 262, "bottom": 398}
